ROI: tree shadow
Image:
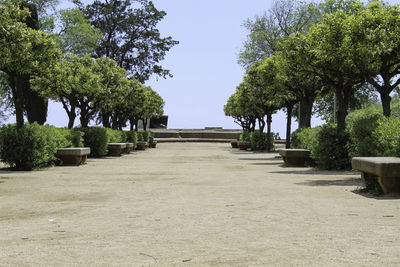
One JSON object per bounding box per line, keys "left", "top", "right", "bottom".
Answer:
{"left": 238, "top": 157, "right": 279, "bottom": 161}
{"left": 250, "top": 162, "right": 283, "bottom": 166}
{"left": 295, "top": 177, "right": 362, "bottom": 187}
{"left": 351, "top": 188, "right": 400, "bottom": 200}
{"left": 270, "top": 169, "right": 357, "bottom": 176}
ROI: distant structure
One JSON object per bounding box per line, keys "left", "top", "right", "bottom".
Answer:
{"left": 150, "top": 115, "right": 168, "bottom": 129}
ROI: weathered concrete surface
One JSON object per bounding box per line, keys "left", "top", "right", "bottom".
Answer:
{"left": 0, "top": 143, "right": 399, "bottom": 266}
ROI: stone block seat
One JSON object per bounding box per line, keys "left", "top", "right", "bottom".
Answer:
{"left": 278, "top": 149, "right": 310, "bottom": 167}
{"left": 56, "top": 147, "right": 91, "bottom": 165}
{"left": 108, "top": 143, "right": 127, "bottom": 156}
{"left": 124, "top": 143, "right": 134, "bottom": 154}
{"left": 352, "top": 157, "right": 400, "bottom": 194}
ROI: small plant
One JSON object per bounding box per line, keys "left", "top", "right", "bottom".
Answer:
{"left": 312, "top": 124, "right": 351, "bottom": 170}
{"left": 80, "top": 127, "right": 108, "bottom": 157}
{"left": 250, "top": 131, "right": 268, "bottom": 151}
{"left": 239, "top": 132, "right": 251, "bottom": 142}
{"left": 126, "top": 131, "right": 138, "bottom": 148}
{"left": 138, "top": 130, "right": 150, "bottom": 143}
{"left": 0, "top": 123, "right": 65, "bottom": 170}
{"left": 372, "top": 116, "right": 400, "bottom": 157}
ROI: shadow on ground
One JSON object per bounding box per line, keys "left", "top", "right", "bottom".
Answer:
{"left": 296, "top": 177, "right": 362, "bottom": 187}
{"left": 351, "top": 189, "right": 400, "bottom": 200}
{"left": 270, "top": 169, "right": 357, "bottom": 176}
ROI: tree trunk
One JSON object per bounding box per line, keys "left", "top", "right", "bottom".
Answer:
{"left": 336, "top": 88, "right": 350, "bottom": 130}
{"left": 21, "top": 74, "right": 47, "bottom": 124}
{"left": 258, "top": 117, "right": 265, "bottom": 132}
{"left": 9, "top": 74, "right": 24, "bottom": 128}
{"left": 102, "top": 113, "right": 111, "bottom": 128}
{"left": 380, "top": 90, "right": 392, "bottom": 117}
{"left": 67, "top": 115, "right": 75, "bottom": 128}
{"left": 299, "top": 94, "right": 314, "bottom": 129}
{"left": 266, "top": 113, "right": 272, "bottom": 152}
{"left": 286, "top": 103, "right": 293, "bottom": 149}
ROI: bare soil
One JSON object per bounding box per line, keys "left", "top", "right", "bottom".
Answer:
{"left": 0, "top": 143, "right": 399, "bottom": 266}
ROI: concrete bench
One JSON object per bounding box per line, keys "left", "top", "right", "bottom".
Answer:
{"left": 124, "top": 143, "right": 134, "bottom": 154}
{"left": 136, "top": 141, "right": 147, "bottom": 150}
{"left": 352, "top": 157, "right": 400, "bottom": 194}
{"left": 238, "top": 141, "right": 250, "bottom": 150}
{"left": 108, "top": 143, "right": 127, "bottom": 156}
{"left": 56, "top": 147, "right": 91, "bottom": 165}
{"left": 278, "top": 149, "right": 310, "bottom": 167}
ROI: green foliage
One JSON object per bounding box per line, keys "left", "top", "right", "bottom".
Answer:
{"left": 250, "top": 131, "right": 274, "bottom": 151}
{"left": 0, "top": 123, "right": 65, "bottom": 170}
{"left": 312, "top": 124, "right": 351, "bottom": 170}
{"left": 346, "top": 106, "right": 382, "bottom": 157}
{"left": 56, "top": 8, "right": 102, "bottom": 56}
{"left": 292, "top": 127, "right": 321, "bottom": 152}
{"left": 105, "top": 128, "right": 127, "bottom": 143}
{"left": 80, "top": 127, "right": 108, "bottom": 157}
{"left": 239, "top": 132, "right": 251, "bottom": 142}
{"left": 78, "top": 0, "right": 179, "bottom": 82}
{"left": 372, "top": 117, "right": 400, "bottom": 157}
{"left": 137, "top": 130, "right": 150, "bottom": 143}
{"left": 126, "top": 131, "right": 138, "bottom": 148}
{"left": 56, "top": 128, "right": 84, "bottom": 148}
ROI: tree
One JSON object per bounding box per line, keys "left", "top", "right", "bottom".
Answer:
{"left": 31, "top": 55, "right": 101, "bottom": 128}
{"left": 93, "top": 57, "right": 130, "bottom": 128}
{"left": 349, "top": 1, "right": 400, "bottom": 117}
{"left": 0, "top": 0, "right": 58, "bottom": 127}
{"left": 239, "top": 0, "right": 319, "bottom": 68}
{"left": 303, "top": 2, "right": 367, "bottom": 130}
{"left": 75, "top": 0, "right": 179, "bottom": 83}
{"left": 56, "top": 8, "right": 102, "bottom": 56}
{"left": 140, "top": 86, "right": 164, "bottom": 130}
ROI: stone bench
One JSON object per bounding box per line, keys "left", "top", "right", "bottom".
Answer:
{"left": 278, "top": 149, "right": 310, "bottom": 167}
{"left": 108, "top": 143, "right": 127, "bottom": 156}
{"left": 352, "top": 157, "right": 400, "bottom": 194}
{"left": 124, "top": 143, "right": 134, "bottom": 154}
{"left": 56, "top": 147, "right": 91, "bottom": 165}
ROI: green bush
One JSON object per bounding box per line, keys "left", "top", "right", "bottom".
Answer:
{"left": 250, "top": 131, "right": 267, "bottom": 151}
{"left": 312, "top": 124, "right": 351, "bottom": 170}
{"left": 56, "top": 128, "right": 84, "bottom": 148}
{"left": 80, "top": 127, "right": 108, "bottom": 157}
{"left": 239, "top": 132, "right": 251, "bottom": 142}
{"left": 346, "top": 106, "right": 382, "bottom": 157}
{"left": 372, "top": 116, "right": 400, "bottom": 157}
{"left": 105, "top": 128, "right": 127, "bottom": 143}
{"left": 0, "top": 123, "right": 66, "bottom": 170}
{"left": 138, "top": 130, "right": 150, "bottom": 142}
{"left": 126, "top": 131, "right": 138, "bottom": 149}
{"left": 291, "top": 127, "right": 321, "bottom": 152}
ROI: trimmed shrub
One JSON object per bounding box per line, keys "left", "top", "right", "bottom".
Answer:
{"left": 292, "top": 127, "right": 321, "bottom": 151}
{"left": 126, "top": 131, "right": 138, "bottom": 148}
{"left": 138, "top": 130, "right": 150, "bottom": 142}
{"left": 312, "top": 124, "right": 351, "bottom": 170}
{"left": 250, "top": 131, "right": 268, "bottom": 151}
{"left": 105, "top": 128, "right": 127, "bottom": 143}
{"left": 239, "top": 132, "right": 251, "bottom": 142}
{"left": 56, "top": 128, "right": 84, "bottom": 148}
{"left": 0, "top": 123, "right": 65, "bottom": 170}
{"left": 80, "top": 127, "right": 108, "bottom": 157}
{"left": 346, "top": 106, "right": 382, "bottom": 157}
{"left": 372, "top": 116, "right": 400, "bottom": 157}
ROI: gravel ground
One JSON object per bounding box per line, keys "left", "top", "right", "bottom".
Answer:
{"left": 0, "top": 143, "right": 399, "bottom": 266}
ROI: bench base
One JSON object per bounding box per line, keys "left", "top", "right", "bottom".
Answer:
{"left": 56, "top": 148, "right": 91, "bottom": 166}
{"left": 352, "top": 157, "right": 400, "bottom": 194}
{"left": 278, "top": 149, "right": 310, "bottom": 167}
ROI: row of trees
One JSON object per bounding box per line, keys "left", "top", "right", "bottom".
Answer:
{"left": 0, "top": 0, "right": 177, "bottom": 129}
{"left": 225, "top": 0, "right": 400, "bottom": 149}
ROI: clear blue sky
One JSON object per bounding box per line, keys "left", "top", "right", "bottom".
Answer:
{"left": 9, "top": 0, "right": 398, "bottom": 136}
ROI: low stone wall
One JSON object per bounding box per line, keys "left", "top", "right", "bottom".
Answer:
{"left": 152, "top": 129, "right": 242, "bottom": 140}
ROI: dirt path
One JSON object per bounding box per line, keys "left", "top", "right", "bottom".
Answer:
{"left": 0, "top": 143, "right": 399, "bottom": 266}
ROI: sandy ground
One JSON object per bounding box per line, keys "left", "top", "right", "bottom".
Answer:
{"left": 0, "top": 143, "right": 399, "bottom": 266}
